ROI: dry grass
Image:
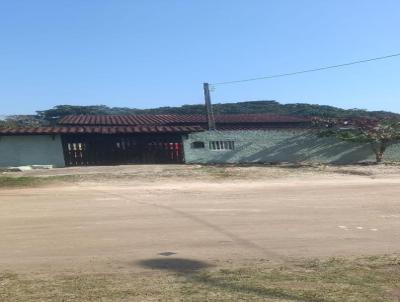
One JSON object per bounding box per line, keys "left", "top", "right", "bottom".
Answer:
{"left": 0, "top": 166, "right": 281, "bottom": 188}
{"left": 1, "top": 255, "right": 400, "bottom": 301}
{"left": 0, "top": 164, "right": 372, "bottom": 188}
{"left": 0, "top": 175, "right": 82, "bottom": 188}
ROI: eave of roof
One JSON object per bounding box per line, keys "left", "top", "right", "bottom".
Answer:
{"left": 0, "top": 125, "right": 204, "bottom": 135}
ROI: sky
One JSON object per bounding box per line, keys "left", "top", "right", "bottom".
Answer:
{"left": 0, "top": 0, "right": 399, "bottom": 115}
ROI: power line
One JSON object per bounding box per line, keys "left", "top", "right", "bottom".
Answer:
{"left": 211, "top": 52, "right": 400, "bottom": 86}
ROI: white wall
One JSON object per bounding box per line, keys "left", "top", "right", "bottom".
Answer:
{"left": 0, "top": 135, "right": 65, "bottom": 167}
{"left": 184, "top": 130, "right": 400, "bottom": 164}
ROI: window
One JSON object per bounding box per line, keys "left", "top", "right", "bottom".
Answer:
{"left": 191, "top": 141, "right": 205, "bottom": 149}
{"left": 209, "top": 140, "right": 235, "bottom": 151}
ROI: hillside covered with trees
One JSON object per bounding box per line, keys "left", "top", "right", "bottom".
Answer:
{"left": 1, "top": 100, "right": 399, "bottom": 127}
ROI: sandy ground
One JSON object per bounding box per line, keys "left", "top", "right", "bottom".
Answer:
{"left": 1, "top": 164, "right": 400, "bottom": 274}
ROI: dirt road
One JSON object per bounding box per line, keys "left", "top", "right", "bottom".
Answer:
{"left": 1, "top": 165, "right": 400, "bottom": 274}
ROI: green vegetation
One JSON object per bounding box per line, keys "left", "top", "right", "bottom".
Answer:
{"left": 0, "top": 166, "right": 319, "bottom": 188}
{"left": 2, "top": 101, "right": 399, "bottom": 127}
{"left": 1, "top": 255, "right": 399, "bottom": 301}
{"left": 0, "top": 175, "right": 81, "bottom": 188}
{"left": 0, "top": 168, "right": 241, "bottom": 188}
{"left": 0, "top": 115, "right": 42, "bottom": 128}
{"left": 0, "top": 165, "right": 390, "bottom": 189}
{"left": 0, "top": 176, "right": 50, "bottom": 187}
{"left": 38, "top": 102, "right": 400, "bottom": 121}
{"left": 315, "top": 118, "right": 400, "bottom": 163}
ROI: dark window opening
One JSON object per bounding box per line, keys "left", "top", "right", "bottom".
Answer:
{"left": 191, "top": 141, "right": 205, "bottom": 149}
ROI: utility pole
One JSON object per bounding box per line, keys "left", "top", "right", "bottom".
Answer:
{"left": 203, "top": 82, "right": 216, "bottom": 130}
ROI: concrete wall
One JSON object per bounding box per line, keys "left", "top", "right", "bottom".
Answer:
{"left": 0, "top": 135, "right": 65, "bottom": 167}
{"left": 183, "top": 130, "right": 400, "bottom": 164}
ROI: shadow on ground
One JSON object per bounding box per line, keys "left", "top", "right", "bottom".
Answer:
{"left": 138, "top": 258, "right": 210, "bottom": 273}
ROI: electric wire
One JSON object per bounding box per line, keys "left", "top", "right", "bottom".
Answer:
{"left": 211, "top": 52, "right": 400, "bottom": 86}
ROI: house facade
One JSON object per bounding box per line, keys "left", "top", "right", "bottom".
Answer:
{"left": 0, "top": 114, "right": 399, "bottom": 167}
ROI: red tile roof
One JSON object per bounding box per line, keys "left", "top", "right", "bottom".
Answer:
{"left": 58, "top": 114, "right": 310, "bottom": 126}
{"left": 0, "top": 114, "right": 310, "bottom": 136}
{"left": 0, "top": 125, "right": 203, "bottom": 135}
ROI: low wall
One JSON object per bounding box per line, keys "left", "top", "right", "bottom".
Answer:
{"left": 183, "top": 130, "right": 400, "bottom": 164}
{"left": 0, "top": 135, "right": 65, "bottom": 167}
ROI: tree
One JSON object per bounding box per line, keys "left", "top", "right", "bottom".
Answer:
{"left": 35, "top": 101, "right": 400, "bottom": 122}
{"left": 0, "top": 115, "right": 42, "bottom": 128}
{"left": 314, "top": 118, "right": 400, "bottom": 163}
{"left": 36, "top": 105, "right": 115, "bottom": 123}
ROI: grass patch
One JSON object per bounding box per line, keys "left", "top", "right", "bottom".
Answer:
{"left": 182, "top": 255, "right": 400, "bottom": 301}
{"left": 0, "top": 166, "right": 247, "bottom": 188}
{"left": 196, "top": 166, "right": 247, "bottom": 179}
{"left": 0, "top": 163, "right": 398, "bottom": 188}
{"left": 0, "top": 176, "right": 51, "bottom": 188}
{"left": 1, "top": 255, "right": 400, "bottom": 301}
{"left": 0, "top": 175, "right": 82, "bottom": 188}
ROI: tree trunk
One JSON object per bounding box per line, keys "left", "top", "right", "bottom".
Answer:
{"left": 372, "top": 142, "right": 387, "bottom": 164}
{"left": 375, "top": 152, "right": 384, "bottom": 163}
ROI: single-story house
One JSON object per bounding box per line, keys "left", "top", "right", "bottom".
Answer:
{"left": 0, "top": 114, "right": 399, "bottom": 167}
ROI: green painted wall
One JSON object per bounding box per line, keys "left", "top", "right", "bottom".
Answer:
{"left": 0, "top": 135, "right": 65, "bottom": 167}
{"left": 183, "top": 130, "right": 400, "bottom": 164}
